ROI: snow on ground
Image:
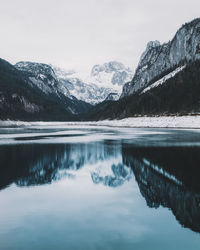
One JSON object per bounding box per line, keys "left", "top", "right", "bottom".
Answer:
{"left": 94, "top": 116, "right": 200, "bottom": 128}
{"left": 141, "top": 65, "right": 186, "bottom": 94}
{"left": 0, "top": 115, "right": 200, "bottom": 129}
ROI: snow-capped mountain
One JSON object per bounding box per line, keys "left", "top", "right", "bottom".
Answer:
{"left": 141, "top": 65, "right": 186, "bottom": 94}
{"left": 65, "top": 78, "right": 114, "bottom": 105}
{"left": 15, "top": 61, "right": 131, "bottom": 107}
{"left": 90, "top": 61, "right": 133, "bottom": 89}
{"left": 52, "top": 66, "right": 114, "bottom": 105}
{"left": 0, "top": 58, "right": 76, "bottom": 121}
{"left": 84, "top": 19, "right": 200, "bottom": 120}
{"left": 86, "top": 59, "right": 200, "bottom": 120}
{"left": 15, "top": 61, "right": 71, "bottom": 98}
{"left": 52, "top": 61, "right": 133, "bottom": 105}
{"left": 15, "top": 61, "right": 92, "bottom": 115}
{"left": 121, "top": 18, "right": 200, "bottom": 97}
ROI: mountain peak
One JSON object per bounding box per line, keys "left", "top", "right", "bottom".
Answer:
{"left": 91, "top": 61, "right": 130, "bottom": 76}
{"left": 146, "top": 40, "right": 160, "bottom": 49}
{"left": 139, "top": 40, "right": 161, "bottom": 65}
{"left": 121, "top": 17, "right": 200, "bottom": 97}
{"left": 50, "top": 61, "right": 132, "bottom": 105}
{"left": 15, "top": 60, "right": 72, "bottom": 99}
{"left": 15, "top": 61, "right": 54, "bottom": 71}
{"left": 15, "top": 61, "right": 57, "bottom": 81}
{"left": 182, "top": 18, "right": 200, "bottom": 29}
{"left": 90, "top": 61, "right": 133, "bottom": 88}
{"left": 51, "top": 65, "right": 118, "bottom": 105}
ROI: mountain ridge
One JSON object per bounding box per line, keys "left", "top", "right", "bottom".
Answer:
{"left": 121, "top": 18, "right": 200, "bottom": 97}
{"left": 1, "top": 18, "right": 200, "bottom": 121}
{"left": 52, "top": 61, "right": 132, "bottom": 104}
{"left": 0, "top": 58, "right": 75, "bottom": 121}
{"left": 15, "top": 61, "right": 92, "bottom": 115}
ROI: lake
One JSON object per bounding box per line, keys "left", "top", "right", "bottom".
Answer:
{"left": 0, "top": 124, "right": 200, "bottom": 250}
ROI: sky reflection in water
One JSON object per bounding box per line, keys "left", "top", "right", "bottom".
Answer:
{"left": 0, "top": 126, "right": 200, "bottom": 250}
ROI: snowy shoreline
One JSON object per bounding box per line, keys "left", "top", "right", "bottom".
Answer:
{"left": 0, "top": 116, "right": 200, "bottom": 129}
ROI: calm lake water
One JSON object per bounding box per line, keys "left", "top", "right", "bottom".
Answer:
{"left": 0, "top": 124, "right": 200, "bottom": 250}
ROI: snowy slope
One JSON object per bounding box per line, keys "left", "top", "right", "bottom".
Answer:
{"left": 53, "top": 67, "right": 117, "bottom": 105}
{"left": 89, "top": 61, "right": 133, "bottom": 90}
{"left": 1, "top": 115, "right": 200, "bottom": 128}
{"left": 14, "top": 61, "right": 92, "bottom": 115}
{"left": 141, "top": 65, "right": 186, "bottom": 94}
{"left": 52, "top": 61, "right": 133, "bottom": 105}
{"left": 15, "top": 61, "right": 71, "bottom": 99}
{"left": 92, "top": 116, "right": 200, "bottom": 128}
{"left": 15, "top": 61, "right": 132, "bottom": 106}
{"left": 62, "top": 77, "right": 114, "bottom": 105}
{"left": 122, "top": 18, "right": 200, "bottom": 97}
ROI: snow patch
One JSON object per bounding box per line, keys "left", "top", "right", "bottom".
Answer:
{"left": 142, "top": 158, "right": 182, "bottom": 186}
{"left": 141, "top": 65, "right": 186, "bottom": 94}
{"left": 1, "top": 115, "right": 200, "bottom": 128}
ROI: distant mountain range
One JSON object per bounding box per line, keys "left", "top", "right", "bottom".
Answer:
{"left": 85, "top": 18, "right": 200, "bottom": 120}
{"left": 52, "top": 61, "right": 133, "bottom": 104}
{"left": 0, "top": 58, "right": 131, "bottom": 120}
{"left": 0, "top": 58, "right": 93, "bottom": 121}
{"left": 0, "top": 58, "right": 72, "bottom": 121}
{"left": 0, "top": 18, "right": 200, "bottom": 121}
{"left": 90, "top": 61, "right": 133, "bottom": 88}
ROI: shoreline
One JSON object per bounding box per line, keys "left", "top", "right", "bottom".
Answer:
{"left": 0, "top": 115, "right": 200, "bottom": 129}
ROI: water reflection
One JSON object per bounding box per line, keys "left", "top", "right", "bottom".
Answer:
{"left": 123, "top": 146, "right": 200, "bottom": 233}
{"left": 0, "top": 142, "right": 130, "bottom": 189}
{"left": 1, "top": 142, "right": 200, "bottom": 234}
{"left": 91, "top": 163, "right": 132, "bottom": 187}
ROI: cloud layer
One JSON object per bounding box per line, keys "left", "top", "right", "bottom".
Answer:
{"left": 1, "top": 0, "right": 200, "bottom": 73}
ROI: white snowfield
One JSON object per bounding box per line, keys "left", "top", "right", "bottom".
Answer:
{"left": 93, "top": 116, "right": 200, "bottom": 128}
{"left": 141, "top": 65, "right": 186, "bottom": 94}
{"left": 0, "top": 116, "right": 200, "bottom": 129}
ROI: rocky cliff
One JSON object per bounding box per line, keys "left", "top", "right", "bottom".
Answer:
{"left": 122, "top": 18, "right": 200, "bottom": 97}
{"left": 15, "top": 61, "right": 92, "bottom": 114}
{"left": 0, "top": 58, "right": 75, "bottom": 121}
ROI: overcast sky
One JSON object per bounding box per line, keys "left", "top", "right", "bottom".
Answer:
{"left": 0, "top": 0, "right": 200, "bottom": 74}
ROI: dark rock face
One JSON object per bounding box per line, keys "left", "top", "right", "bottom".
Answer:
{"left": 122, "top": 18, "right": 200, "bottom": 97}
{"left": 104, "top": 92, "right": 120, "bottom": 101}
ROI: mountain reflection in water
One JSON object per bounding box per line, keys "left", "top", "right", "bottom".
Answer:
{"left": 0, "top": 142, "right": 200, "bottom": 234}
